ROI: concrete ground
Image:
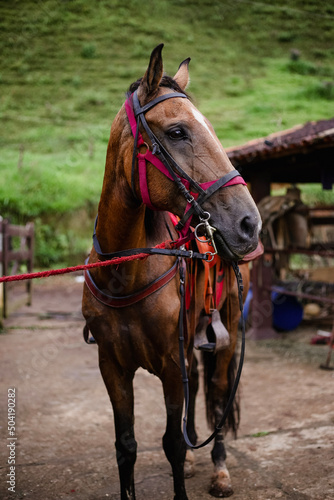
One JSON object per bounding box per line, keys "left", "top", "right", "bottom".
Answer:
{"left": 0, "top": 276, "right": 333, "bottom": 500}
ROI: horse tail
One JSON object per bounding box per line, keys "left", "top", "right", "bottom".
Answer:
{"left": 202, "top": 350, "right": 240, "bottom": 438}
{"left": 225, "top": 351, "right": 240, "bottom": 437}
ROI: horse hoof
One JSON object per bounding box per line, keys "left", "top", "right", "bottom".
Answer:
{"left": 184, "top": 449, "right": 195, "bottom": 478}
{"left": 209, "top": 483, "right": 234, "bottom": 498}
{"left": 209, "top": 471, "right": 233, "bottom": 498}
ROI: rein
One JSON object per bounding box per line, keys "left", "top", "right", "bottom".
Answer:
{"left": 179, "top": 260, "right": 245, "bottom": 449}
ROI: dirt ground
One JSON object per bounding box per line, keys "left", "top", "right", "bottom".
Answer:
{"left": 1, "top": 276, "right": 333, "bottom": 500}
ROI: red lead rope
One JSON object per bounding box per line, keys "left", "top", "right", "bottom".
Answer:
{"left": 0, "top": 241, "right": 170, "bottom": 284}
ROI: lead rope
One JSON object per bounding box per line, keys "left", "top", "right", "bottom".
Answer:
{"left": 179, "top": 259, "right": 245, "bottom": 449}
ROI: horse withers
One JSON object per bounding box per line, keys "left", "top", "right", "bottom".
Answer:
{"left": 82, "top": 44, "right": 261, "bottom": 500}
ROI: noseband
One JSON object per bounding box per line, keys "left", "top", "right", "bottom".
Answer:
{"left": 125, "top": 89, "right": 246, "bottom": 245}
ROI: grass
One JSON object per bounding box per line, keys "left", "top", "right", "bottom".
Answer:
{"left": 1, "top": 0, "right": 334, "bottom": 264}
{"left": 250, "top": 431, "right": 271, "bottom": 438}
{"left": 272, "top": 183, "right": 334, "bottom": 206}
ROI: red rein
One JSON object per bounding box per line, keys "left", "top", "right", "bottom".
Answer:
{"left": 0, "top": 242, "right": 170, "bottom": 284}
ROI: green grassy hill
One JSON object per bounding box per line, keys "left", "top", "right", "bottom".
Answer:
{"left": 1, "top": 0, "right": 334, "bottom": 265}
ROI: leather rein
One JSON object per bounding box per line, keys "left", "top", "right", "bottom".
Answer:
{"left": 85, "top": 89, "right": 247, "bottom": 448}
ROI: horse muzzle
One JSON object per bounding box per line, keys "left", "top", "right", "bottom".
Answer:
{"left": 212, "top": 211, "right": 262, "bottom": 261}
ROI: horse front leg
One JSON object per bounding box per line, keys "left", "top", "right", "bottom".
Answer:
{"left": 162, "top": 369, "right": 189, "bottom": 500}
{"left": 99, "top": 347, "right": 137, "bottom": 500}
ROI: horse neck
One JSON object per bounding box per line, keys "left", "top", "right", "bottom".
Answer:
{"left": 93, "top": 106, "right": 173, "bottom": 294}
{"left": 96, "top": 198, "right": 146, "bottom": 254}
{"left": 96, "top": 109, "right": 147, "bottom": 254}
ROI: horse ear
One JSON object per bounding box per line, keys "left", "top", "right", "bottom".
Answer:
{"left": 173, "top": 58, "right": 191, "bottom": 91}
{"left": 138, "top": 44, "right": 164, "bottom": 102}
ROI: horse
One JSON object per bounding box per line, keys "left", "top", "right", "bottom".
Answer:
{"left": 82, "top": 44, "right": 261, "bottom": 500}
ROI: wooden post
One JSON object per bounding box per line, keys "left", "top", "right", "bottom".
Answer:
{"left": 247, "top": 253, "right": 279, "bottom": 339}
{"left": 247, "top": 172, "right": 278, "bottom": 339}
{"left": 2, "top": 219, "right": 9, "bottom": 318}
{"left": 0, "top": 218, "right": 3, "bottom": 324}
{"left": 0, "top": 220, "right": 34, "bottom": 320}
{"left": 249, "top": 171, "right": 271, "bottom": 204}
{"left": 26, "top": 222, "right": 34, "bottom": 306}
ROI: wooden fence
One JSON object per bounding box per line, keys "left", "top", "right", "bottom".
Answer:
{"left": 0, "top": 218, "right": 34, "bottom": 322}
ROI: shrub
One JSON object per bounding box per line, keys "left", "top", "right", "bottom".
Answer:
{"left": 287, "top": 59, "right": 318, "bottom": 76}
{"left": 301, "top": 81, "right": 334, "bottom": 101}
{"left": 81, "top": 43, "right": 97, "bottom": 59}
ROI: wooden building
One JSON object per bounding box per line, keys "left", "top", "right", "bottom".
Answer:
{"left": 226, "top": 117, "right": 334, "bottom": 339}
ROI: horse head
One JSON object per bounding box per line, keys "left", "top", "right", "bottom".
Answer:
{"left": 122, "top": 44, "right": 261, "bottom": 260}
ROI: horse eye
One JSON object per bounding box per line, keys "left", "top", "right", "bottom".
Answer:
{"left": 168, "top": 128, "right": 187, "bottom": 140}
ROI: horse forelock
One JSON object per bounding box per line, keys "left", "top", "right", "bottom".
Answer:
{"left": 127, "top": 75, "right": 190, "bottom": 99}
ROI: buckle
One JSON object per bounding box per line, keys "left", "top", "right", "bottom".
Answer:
{"left": 185, "top": 193, "right": 195, "bottom": 204}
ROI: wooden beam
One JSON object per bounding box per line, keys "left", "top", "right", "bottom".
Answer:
{"left": 246, "top": 254, "right": 279, "bottom": 340}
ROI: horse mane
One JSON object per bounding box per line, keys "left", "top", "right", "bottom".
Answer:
{"left": 127, "top": 75, "right": 190, "bottom": 98}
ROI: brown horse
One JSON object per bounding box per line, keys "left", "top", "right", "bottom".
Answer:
{"left": 82, "top": 44, "right": 261, "bottom": 500}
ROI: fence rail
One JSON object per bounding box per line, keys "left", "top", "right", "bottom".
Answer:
{"left": 0, "top": 218, "right": 34, "bottom": 322}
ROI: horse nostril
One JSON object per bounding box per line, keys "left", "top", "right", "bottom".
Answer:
{"left": 240, "top": 215, "right": 255, "bottom": 238}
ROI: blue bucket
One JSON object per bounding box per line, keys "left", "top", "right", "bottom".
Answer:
{"left": 272, "top": 290, "right": 303, "bottom": 331}
{"left": 242, "top": 286, "right": 303, "bottom": 332}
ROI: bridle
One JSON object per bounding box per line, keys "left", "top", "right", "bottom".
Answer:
{"left": 125, "top": 89, "right": 247, "bottom": 248}
{"left": 89, "top": 88, "right": 248, "bottom": 449}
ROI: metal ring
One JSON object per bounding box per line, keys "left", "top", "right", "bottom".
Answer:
{"left": 194, "top": 222, "right": 210, "bottom": 243}
{"left": 205, "top": 252, "right": 215, "bottom": 262}
{"left": 138, "top": 142, "right": 150, "bottom": 155}
{"left": 199, "top": 211, "right": 210, "bottom": 222}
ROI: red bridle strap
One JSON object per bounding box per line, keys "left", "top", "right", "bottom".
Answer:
{"left": 125, "top": 93, "right": 246, "bottom": 238}
{"left": 126, "top": 97, "right": 180, "bottom": 209}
